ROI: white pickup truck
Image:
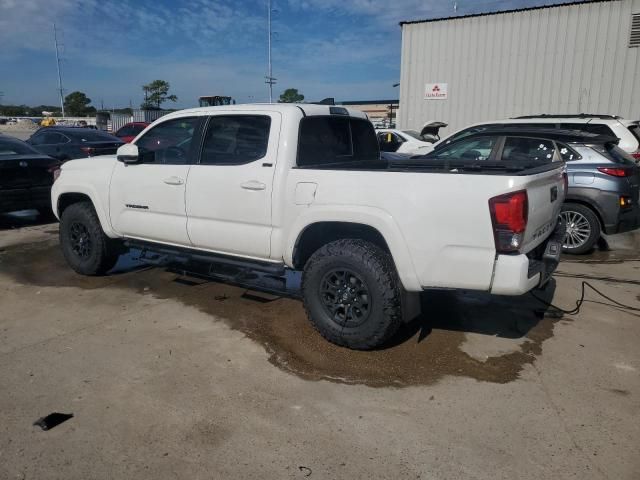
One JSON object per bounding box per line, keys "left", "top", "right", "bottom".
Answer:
{"left": 52, "top": 104, "right": 566, "bottom": 349}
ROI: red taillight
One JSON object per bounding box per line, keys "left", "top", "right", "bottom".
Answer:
{"left": 80, "top": 147, "right": 95, "bottom": 156}
{"left": 489, "top": 190, "right": 528, "bottom": 253}
{"left": 631, "top": 152, "right": 640, "bottom": 161}
{"left": 597, "top": 167, "right": 632, "bottom": 177}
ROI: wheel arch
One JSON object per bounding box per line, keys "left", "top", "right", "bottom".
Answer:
{"left": 563, "top": 197, "right": 605, "bottom": 230}
{"left": 286, "top": 212, "right": 421, "bottom": 291}
{"left": 292, "top": 222, "right": 391, "bottom": 270}
{"left": 55, "top": 189, "right": 118, "bottom": 238}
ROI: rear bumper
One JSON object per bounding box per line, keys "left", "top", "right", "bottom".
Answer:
{"left": 490, "top": 219, "right": 565, "bottom": 295}
{"left": 605, "top": 204, "right": 640, "bottom": 235}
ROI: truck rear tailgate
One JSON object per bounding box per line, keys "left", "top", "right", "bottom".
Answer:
{"left": 520, "top": 166, "right": 566, "bottom": 253}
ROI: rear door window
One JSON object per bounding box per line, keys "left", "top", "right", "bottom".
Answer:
{"left": 200, "top": 115, "right": 271, "bottom": 165}
{"left": 297, "top": 116, "right": 379, "bottom": 167}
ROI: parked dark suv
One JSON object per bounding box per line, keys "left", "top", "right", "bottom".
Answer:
{"left": 26, "top": 127, "right": 123, "bottom": 161}
{"left": 411, "top": 127, "right": 640, "bottom": 254}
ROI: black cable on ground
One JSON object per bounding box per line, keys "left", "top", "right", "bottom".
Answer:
{"left": 530, "top": 280, "right": 640, "bottom": 315}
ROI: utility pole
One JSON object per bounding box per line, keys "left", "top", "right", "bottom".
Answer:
{"left": 53, "top": 23, "right": 65, "bottom": 117}
{"left": 265, "top": 0, "right": 277, "bottom": 103}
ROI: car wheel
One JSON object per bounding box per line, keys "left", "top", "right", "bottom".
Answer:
{"left": 59, "top": 202, "right": 121, "bottom": 275}
{"left": 301, "top": 239, "right": 402, "bottom": 350}
{"left": 560, "top": 203, "right": 601, "bottom": 255}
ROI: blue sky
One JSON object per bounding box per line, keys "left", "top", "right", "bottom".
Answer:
{"left": 0, "top": 0, "right": 566, "bottom": 108}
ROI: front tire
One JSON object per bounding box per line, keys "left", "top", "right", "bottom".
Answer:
{"left": 301, "top": 239, "right": 402, "bottom": 350}
{"left": 561, "top": 203, "right": 601, "bottom": 254}
{"left": 59, "top": 202, "right": 121, "bottom": 275}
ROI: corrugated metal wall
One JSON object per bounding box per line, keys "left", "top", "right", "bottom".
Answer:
{"left": 398, "top": 0, "right": 640, "bottom": 134}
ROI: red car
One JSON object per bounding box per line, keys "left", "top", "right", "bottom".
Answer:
{"left": 114, "top": 122, "right": 150, "bottom": 143}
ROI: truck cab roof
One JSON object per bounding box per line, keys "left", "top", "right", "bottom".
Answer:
{"left": 160, "top": 103, "right": 369, "bottom": 121}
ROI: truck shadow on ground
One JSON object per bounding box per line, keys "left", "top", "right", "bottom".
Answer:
{"left": 1, "top": 239, "right": 565, "bottom": 388}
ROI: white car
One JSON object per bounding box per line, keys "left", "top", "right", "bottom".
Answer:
{"left": 51, "top": 104, "right": 566, "bottom": 350}
{"left": 429, "top": 115, "right": 640, "bottom": 159}
{"left": 376, "top": 121, "right": 447, "bottom": 155}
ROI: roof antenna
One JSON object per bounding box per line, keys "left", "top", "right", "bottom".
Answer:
{"left": 453, "top": 1, "right": 458, "bottom": 13}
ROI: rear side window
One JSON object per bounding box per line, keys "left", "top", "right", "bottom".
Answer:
{"left": 501, "top": 137, "right": 556, "bottom": 163}
{"left": 627, "top": 124, "right": 640, "bottom": 143}
{"left": 557, "top": 142, "right": 582, "bottom": 161}
{"left": 201, "top": 115, "right": 271, "bottom": 165}
{"left": 297, "top": 116, "right": 378, "bottom": 167}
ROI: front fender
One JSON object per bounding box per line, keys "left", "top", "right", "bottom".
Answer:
{"left": 283, "top": 205, "right": 422, "bottom": 291}
{"left": 52, "top": 174, "right": 118, "bottom": 239}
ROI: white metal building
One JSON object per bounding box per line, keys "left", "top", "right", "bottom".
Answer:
{"left": 397, "top": 0, "right": 640, "bottom": 134}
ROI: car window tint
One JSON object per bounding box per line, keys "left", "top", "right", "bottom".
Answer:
{"left": 557, "top": 142, "right": 582, "bottom": 161}
{"left": 72, "top": 130, "right": 119, "bottom": 142}
{"left": 117, "top": 126, "right": 134, "bottom": 137}
{"left": 136, "top": 117, "right": 199, "bottom": 165}
{"left": 502, "top": 137, "right": 556, "bottom": 163}
{"left": 297, "top": 117, "right": 378, "bottom": 167}
{"left": 0, "top": 138, "right": 39, "bottom": 156}
{"left": 605, "top": 144, "right": 637, "bottom": 165}
{"left": 627, "top": 124, "right": 640, "bottom": 142}
{"left": 42, "top": 132, "right": 65, "bottom": 144}
{"left": 201, "top": 115, "right": 271, "bottom": 165}
{"left": 430, "top": 136, "right": 498, "bottom": 161}
{"left": 437, "top": 124, "right": 502, "bottom": 150}
{"left": 560, "top": 123, "right": 615, "bottom": 137}
{"left": 29, "top": 134, "right": 46, "bottom": 145}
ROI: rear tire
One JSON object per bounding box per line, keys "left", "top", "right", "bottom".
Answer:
{"left": 301, "top": 239, "right": 402, "bottom": 350}
{"left": 561, "top": 203, "right": 601, "bottom": 255}
{"left": 59, "top": 202, "right": 121, "bottom": 275}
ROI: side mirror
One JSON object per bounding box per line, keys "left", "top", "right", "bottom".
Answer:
{"left": 117, "top": 143, "right": 140, "bottom": 164}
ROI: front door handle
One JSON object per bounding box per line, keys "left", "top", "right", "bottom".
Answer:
{"left": 163, "top": 176, "right": 184, "bottom": 185}
{"left": 241, "top": 180, "right": 266, "bottom": 191}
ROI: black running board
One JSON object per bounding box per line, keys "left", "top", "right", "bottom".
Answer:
{"left": 124, "top": 239, "right": 301, "bottom": 298}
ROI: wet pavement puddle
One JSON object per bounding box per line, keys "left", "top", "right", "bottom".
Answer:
{"left": 1, "top": 238, "right": 569, "bottom": 388}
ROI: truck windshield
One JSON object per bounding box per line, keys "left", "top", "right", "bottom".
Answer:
{"left": 297, "top": 116, "right": 380, "bottom": 168}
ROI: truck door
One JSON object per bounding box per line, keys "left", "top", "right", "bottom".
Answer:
{"left": 185, "top": 112, "right": 280, "bottom": 259}
{"left": 109, "top": 116, "right": 201, "bottom": 246}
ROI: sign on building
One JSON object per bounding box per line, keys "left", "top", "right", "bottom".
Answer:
{"left": 425, "top": 83, "right": 448, "bottom": 100}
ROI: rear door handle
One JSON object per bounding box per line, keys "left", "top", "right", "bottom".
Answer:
{"left": 163, "top": 176, "right": 184, "bottom": 185}
{"left": 241, "top": 181, "right": 266, "bottom": 191}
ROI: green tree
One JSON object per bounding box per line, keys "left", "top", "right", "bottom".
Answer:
{"left": 64, "top": 91, "right": 93, "bottom": 116}
{"left": 278, "top": 88, "right": 304, "bottom": 103}
{"left": 141, "top": 80, "right": 178, "bottom": 109}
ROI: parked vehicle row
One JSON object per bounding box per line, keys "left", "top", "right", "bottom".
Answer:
{"left": 25, "top": 127, "right": 124, "bottom": 162}
{"left": 409, "top": 115, "right": 640, "bottom": 254}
